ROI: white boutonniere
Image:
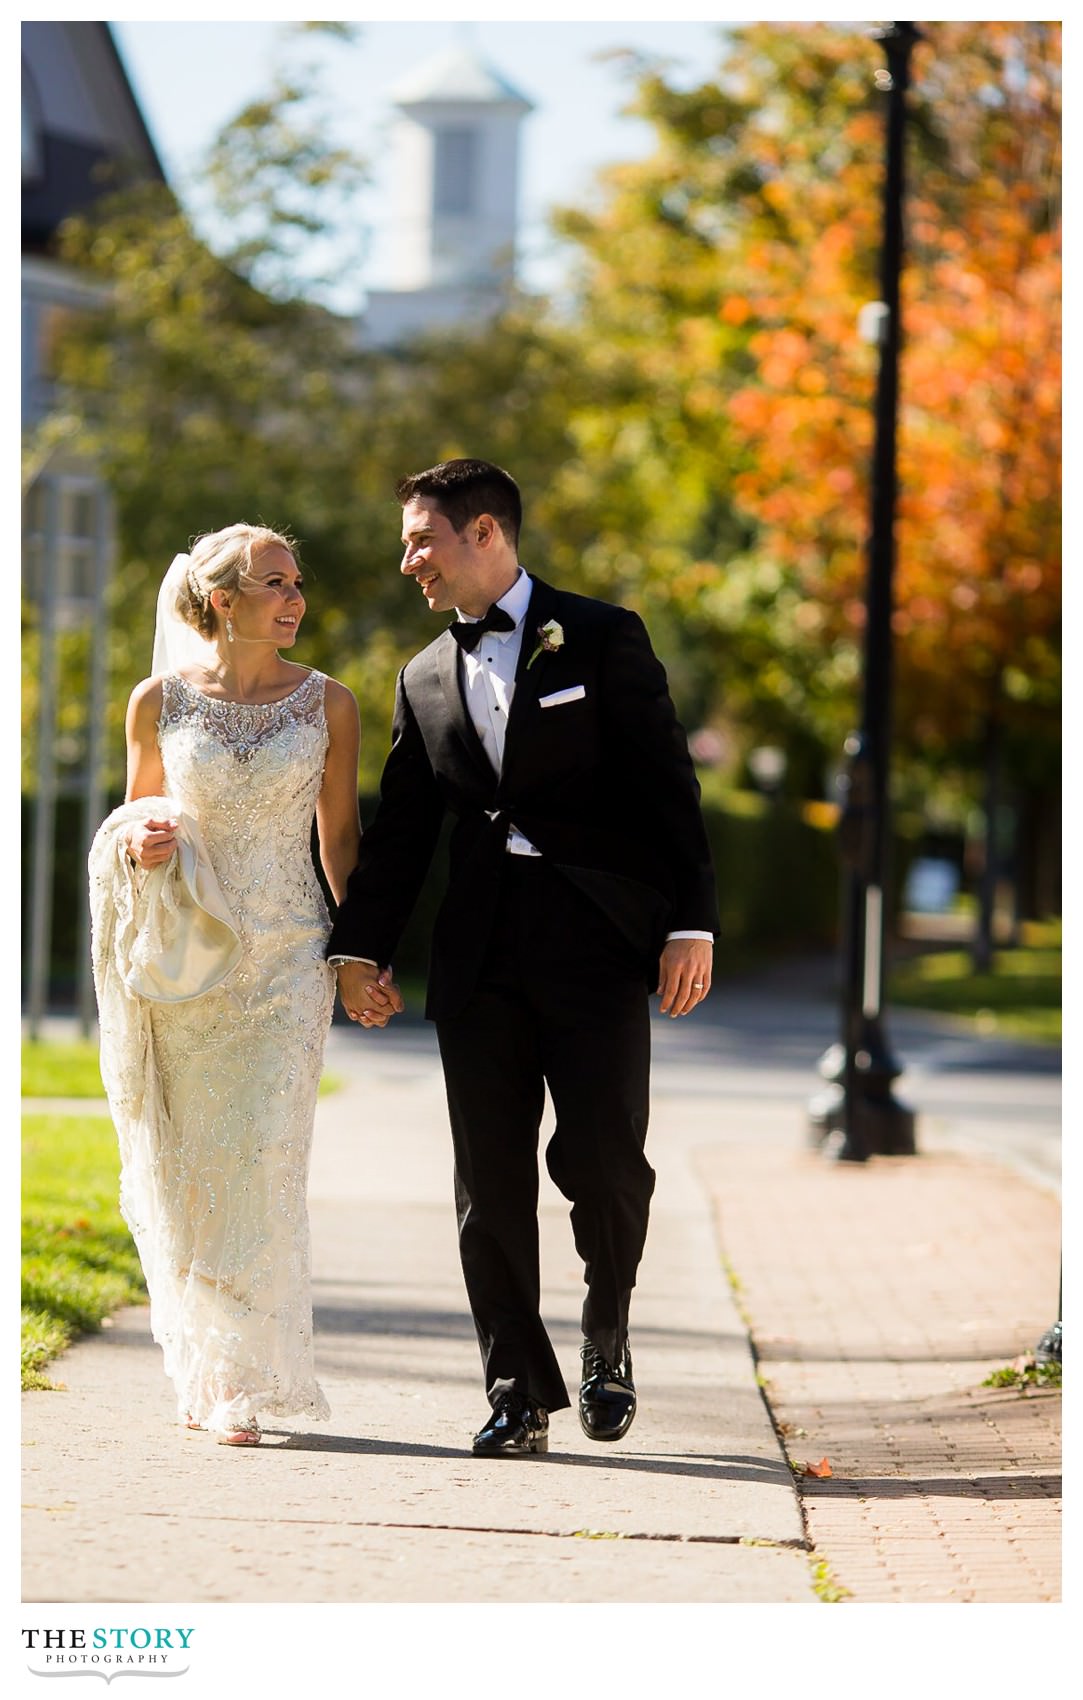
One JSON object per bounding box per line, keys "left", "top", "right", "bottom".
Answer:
{"left": 527, "top": 619, "right": 564, "bottom": 669}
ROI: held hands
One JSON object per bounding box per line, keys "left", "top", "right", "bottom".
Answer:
{"left": 657, "top": 938, "right": 713, "bottom": 1018}
{"left": 336, "top": 961, "right": 405, "bottom": 1029}
{"left": 126, "top": 817, "right": 179, "bottom": 869}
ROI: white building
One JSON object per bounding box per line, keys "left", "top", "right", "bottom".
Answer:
{"left": 361, "top": 44, "right": 534, "bottom": 348}
{"left": 22, "top": 22, "right": 165, "bottom": 1028}
{"left": 22, "top": 20, "right": 165, "bottom": 428}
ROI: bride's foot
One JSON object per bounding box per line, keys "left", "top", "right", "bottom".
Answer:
{"left": 217, "top": 1422, "right": 261, "bottom": 1447}
{"left": 184, "top": 1415, "right": 203, "bottom": 1431}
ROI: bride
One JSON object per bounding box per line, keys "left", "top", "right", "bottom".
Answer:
{"left": 90, "top": 523, "right": 401, "bottom": 1444}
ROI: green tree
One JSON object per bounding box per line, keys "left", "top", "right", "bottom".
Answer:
{"left": 30, "top": 28, "right": 399, "bottom": 784}
{"left": 31, "top": 30, "right": 600, "bottom": 788}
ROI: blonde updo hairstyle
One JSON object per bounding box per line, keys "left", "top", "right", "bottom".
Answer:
{"left": 175, "top": 523, "right": 298, "bottom": 641}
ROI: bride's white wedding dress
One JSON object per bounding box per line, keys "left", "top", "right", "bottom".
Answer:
{"left": 92, "top": 669, "right": 335, "bottom": 1435}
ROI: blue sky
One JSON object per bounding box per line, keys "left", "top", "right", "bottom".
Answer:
{"left": 111, "top": 17, "right": 733, "bottom": 307}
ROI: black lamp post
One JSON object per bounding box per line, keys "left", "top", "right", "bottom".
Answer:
{"left": 1035, "top": 1261, "right": 1062, "bottom": 1366}
{"left": 810, "top": 22, "right": 920, "bottom": 1161}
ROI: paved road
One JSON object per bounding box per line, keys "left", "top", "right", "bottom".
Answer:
{"left": 647, "top": 958, "right": 1061, "bottom": 1195}
{"left": 325, "top": 954, "right": 1061, "bottom": 1191}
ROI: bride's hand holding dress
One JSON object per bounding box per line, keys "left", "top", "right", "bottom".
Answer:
{"left": 123, "top": 814, "right": 178, "bottom": 869}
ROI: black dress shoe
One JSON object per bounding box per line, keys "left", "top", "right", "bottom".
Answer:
{"left": 578, "top": 1337, "right": 636, "bottom": 1442}
{"left": 472, "top": 1393, "right": 549, "bottom": 1457}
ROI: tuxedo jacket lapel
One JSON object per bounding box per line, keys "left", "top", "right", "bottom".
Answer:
{"left": 417, "top": 578, "right": 562, "bottom": 802}
{"left": 434, "top": 632, "right": 499, "bottom": 794}
{"left": 499, "top": 577, "right": 560, "bottom": 790}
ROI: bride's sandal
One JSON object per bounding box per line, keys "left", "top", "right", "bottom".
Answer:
{"left": 184, "top": 1415, "right": 204, "bottom": 1431}
{"left": 217, "top": 1422, "right": 261, "bottom": 1447}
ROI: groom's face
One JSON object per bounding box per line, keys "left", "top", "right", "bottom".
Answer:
{"left": 400, "top": 496, "right": 484, "bottom": 615}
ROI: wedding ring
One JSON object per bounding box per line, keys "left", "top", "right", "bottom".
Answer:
{"left": 693, "top": 981, "right": 705, "bottom": 989}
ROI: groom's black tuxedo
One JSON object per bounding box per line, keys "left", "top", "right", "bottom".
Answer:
{"left": 328, "top": 575, "right": 719, "bottom": 1413}
{"left": 328, "top": 576, "right": 718, "bottom": 1016}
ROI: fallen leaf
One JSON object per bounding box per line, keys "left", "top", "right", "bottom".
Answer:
{"left": 801, "top": 1457, "right": 833, "bottom": 1479}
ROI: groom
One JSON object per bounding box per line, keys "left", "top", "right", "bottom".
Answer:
{"left": 329, "top": 459, "right": 718, "bottom": 1457}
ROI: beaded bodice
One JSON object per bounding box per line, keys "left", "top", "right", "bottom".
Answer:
{"left": 157, "top": 670, "right": 330, "bottom": 935}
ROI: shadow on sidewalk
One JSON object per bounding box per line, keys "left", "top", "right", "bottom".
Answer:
{"left": 270, "top": 1430, "right": 794, "bottom": 1486}
{"left": 312, "top": 1301, "right": 476, "bottom": 1340}
{"left": 312, "top": 1297, "right": 748, "bottom": 1354}
{"left": 803, "top": 1474, "right": 1061, "bottom": 1501}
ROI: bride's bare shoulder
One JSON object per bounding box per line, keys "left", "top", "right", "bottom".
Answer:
{"left": 322, "top": 675, "right": 360, "bottom": 721}
{"left": 125, "top": 675, "right": 167, "bottom": 726}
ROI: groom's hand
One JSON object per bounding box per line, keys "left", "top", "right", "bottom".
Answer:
{"left": 336, "top": 962, "right": 404, "bottom": 1028}
{"left": 657, "top": 939, "right": 713, "bottom": 1018}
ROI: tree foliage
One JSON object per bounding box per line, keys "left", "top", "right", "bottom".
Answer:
{"left": 549, "top": 22, "right": 1061, "bottom": 802}
{"left": 32, "top": 33, "right": 589, "bottom": 786}
{"left": 30, "top": 20, "right": 1060, "bottom": 828}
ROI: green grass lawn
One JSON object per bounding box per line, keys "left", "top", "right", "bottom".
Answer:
{"left": 21, "top": 1038, "right": 343, "bottom": 1098}
{"left": 21, "top": 1113, "right": 146, "bottom": 1390}
{"left": 889, "top": 943, "right": 1061, "bottom": 1044}
{"left": 21, "top": 1046, "right": 342, "bottom": 1389}
{"left": 21, "top": 1037, "right": 103, "bottom": 1097}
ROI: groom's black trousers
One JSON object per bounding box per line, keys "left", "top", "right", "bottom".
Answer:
{"left": 435, "top": 854, "right": 656, "bottom": 1414}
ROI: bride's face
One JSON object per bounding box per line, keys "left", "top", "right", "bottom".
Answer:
{"left": 233, "top": 545, "right": 306, "bottom": 647}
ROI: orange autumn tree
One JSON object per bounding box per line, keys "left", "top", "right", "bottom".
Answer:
{"left": 897, "top": 25, "right": 1061, "bottom": 756}
{"left": 706, "top": 26, "right": 891, "bottom": 765}
{"left": 552, "top": 22, "right": 1060, "bottom": 848}
{"left": 547, "top": 26, "right": 894, "bottom": 791}
{"left": 722, "top": 24, "right": 1060, "bottom": 785}
{"left": 721, "top": 21, "right": 1061, "bottom": 942}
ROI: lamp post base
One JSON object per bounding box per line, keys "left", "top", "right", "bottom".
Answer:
{"left": 808, "top": 1079, "right": 918, "bottom": 1158}
{"left": 1034, "top": 1320, "right": 1061, "bottom": 1366}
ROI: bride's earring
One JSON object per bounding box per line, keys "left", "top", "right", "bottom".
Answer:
{"left": 226, "top": 616, "right": 235, "bottom": 644}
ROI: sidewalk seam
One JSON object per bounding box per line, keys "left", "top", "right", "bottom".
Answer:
{"left": 718, "top": 1249, "right": 839, "bottom": 1606}
{"left": 721, "top": 1251, "right": 816, "bottom": 1553}
{"left": 134, "top": 1510, "right": 811, "bottom": 1547}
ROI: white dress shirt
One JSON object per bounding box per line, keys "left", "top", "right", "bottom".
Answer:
{"left": 457, "top": 567, "right": 539, "bottom": 856}
{"left": 329, "top": 567, "right": 710, "bottom": 963}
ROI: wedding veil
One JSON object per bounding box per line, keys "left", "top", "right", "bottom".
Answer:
{"left": 151, "top": 553, "right": 217, "bottom": 677}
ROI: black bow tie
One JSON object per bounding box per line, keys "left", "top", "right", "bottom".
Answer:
{"left": 449, "top": 605, "right": 516, "bottom": 653}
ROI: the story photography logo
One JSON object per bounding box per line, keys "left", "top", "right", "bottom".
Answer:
{"left": 21, "top": 1622, "right": 194, "bottom": 1683}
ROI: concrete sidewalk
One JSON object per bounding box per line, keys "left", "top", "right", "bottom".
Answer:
{"left": 22, "top": 1005, "right": 1060, "bottom": 1604}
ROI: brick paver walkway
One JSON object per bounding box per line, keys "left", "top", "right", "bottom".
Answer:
{"left": 697, "top": 1146, "right": 1061, "bottom": 1601}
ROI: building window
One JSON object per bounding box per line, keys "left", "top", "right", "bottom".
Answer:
{"left": 23, "top": 477, "right": 103, "bottom": 606}
{"left": 434, "top": 127, "right": 477, "bottom": 216}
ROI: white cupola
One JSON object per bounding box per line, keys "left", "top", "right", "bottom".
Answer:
{"left": 387, "top": 44, "right": 532, "bottom": 289}
{"left": 362, "top": 42, "right": 533, "bottom": 346}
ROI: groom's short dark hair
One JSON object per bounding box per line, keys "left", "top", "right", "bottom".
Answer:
{"left": 396, "top": 459, "right": 522, "bottom": 549}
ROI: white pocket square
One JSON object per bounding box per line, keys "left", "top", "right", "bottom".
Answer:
{"left": 539, "top": 685, "right": 586, "bottom": 708}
